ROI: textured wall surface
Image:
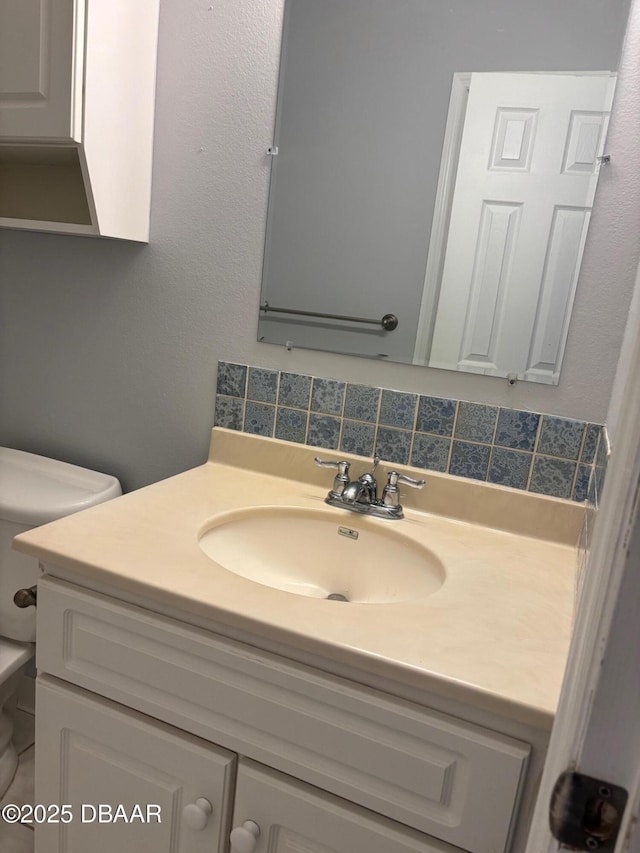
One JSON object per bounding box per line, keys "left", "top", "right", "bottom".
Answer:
{"left": 0, "top": 0, "right": 639, "bottom": 492}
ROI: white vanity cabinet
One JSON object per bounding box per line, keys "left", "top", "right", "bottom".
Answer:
{"left": 36, "top": 680, "right": 455, "bottom": 853}
{"left": 35, "top": 575, "right": 532, "bottom": 853}
{"left": 0, "top": 0, "right": 159, "bottom": 240}
{"left": 36, "top": 677, "right": 236, "bottom": 853}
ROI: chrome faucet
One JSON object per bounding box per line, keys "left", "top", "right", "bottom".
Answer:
{"left": 340, "top": 455, "right": 379, "bottom": 505}
{"left": 314, "top": 455, "right": 425, "bottom": 519}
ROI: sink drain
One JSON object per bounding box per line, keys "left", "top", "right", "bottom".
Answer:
{"left": 326, "top": 593, "right": 349, "bottom": 602}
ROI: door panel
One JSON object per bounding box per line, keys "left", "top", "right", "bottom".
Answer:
{"left": 230, "top": 758, "right": 459, "bottom": 853}
{"left": 430, "top": 72, "right": 614, "bottom": 383}
{"left": 35, "top": 676, "right": 235, "bottom": 853}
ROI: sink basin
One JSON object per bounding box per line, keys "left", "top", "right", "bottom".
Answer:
{"left": 198, "top": 506, "right": 445, "bottom": 603}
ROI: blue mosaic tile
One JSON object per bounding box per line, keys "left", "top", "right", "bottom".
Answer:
{"left": 247, "top": 367, "right": 278, "bottom": 403}
{"left": 593, "top": 435, "right": 608, "bottom": 507}
{"left": 375, "top": 427, "right": 412, "bottom": 465}
{"left": 487, "top": 448, "right": 532, "bottom": 491}
{"left": 343, "top": 384, "right": 380, "bottom": 422}
{"left": 580, "top": 424, "right": 601, "bottom": 464}
{"left": 573, "top": 463, "right": 593, "bottom": 502}
{"left": 537, "top": 416, "right": 585, "bottom": 460}
{"left": 449, "top": 441, "right": 491, "bottom": 481}
{"left": 454, "top": 402, "right": 498, "bottom": 444}
{"left": 214, "top": 395, "right": 244, "bottom": 431}
{"left": 594, "top": 464, "right": 607, "bottom": 506}
{"left": 310, "top": 378, "right": 345, "bottom": 416}
{"left": 215, "top": 362, "right": 607, "bottom": 502}
{"left": 243, "top": 402, "right": 275, "bottom": 436}
{"left": 588, "top": 468, "right": 598, "bottom": 505}
{"left": 529, "top": 456, "right": 576, "bottom": 499}
{"left": 416, "top": 396, "right": 457, "bottom": 436}
{"left": 307, "top": 414, "right": 341, "bottom": 450}
{"left": 494, "top": 409, "right": 540, "bottom": 452}
{"left": 411, "top": 433, "right": 450, "bottom": 472}
{"left": 596, "top": 429, "right": 609, "bottom": 468}
{"left": 275, "top": 407, "right": 308, "bottom": 443}
{"left": 378, "top": 390, "right": 418, "bottom": 430}
{"left": 278, "top": 372, "right": 312, "bottom": 409}
{"left": 216, "top": 361, "right": 247, "bottom": 398}
{"left": 340, "top": 420, "right": 376, "bottom": 458}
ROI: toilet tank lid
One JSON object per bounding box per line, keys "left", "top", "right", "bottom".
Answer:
{"left": 0, "top": 448, "right": 122, "bottom": 526}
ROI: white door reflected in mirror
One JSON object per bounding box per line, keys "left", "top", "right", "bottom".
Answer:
{"left": 419, "top": 72, "right": 615, "bottom": 384}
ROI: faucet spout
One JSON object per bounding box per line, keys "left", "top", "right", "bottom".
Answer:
{"left": 341, "top": 473, "right": 376, "bottom": 505}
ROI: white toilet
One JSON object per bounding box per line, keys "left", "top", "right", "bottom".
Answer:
{"left": 0, "top": 447, "right": 122, "bottom": 796}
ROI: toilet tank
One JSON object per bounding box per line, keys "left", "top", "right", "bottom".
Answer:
{"left": 0, "top": 449, "right": 122, "bottom": 642}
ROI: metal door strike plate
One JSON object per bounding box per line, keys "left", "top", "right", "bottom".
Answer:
{"left": 550, "top": 771, "right": 628, "bottom": 851}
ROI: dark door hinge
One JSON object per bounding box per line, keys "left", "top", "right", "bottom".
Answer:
{"left": 550, "top": 771, "right": 628, "bottom": 850}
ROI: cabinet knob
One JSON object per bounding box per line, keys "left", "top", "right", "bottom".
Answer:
{"left": 181, "top": 797, "right": 213, "bottom": 830}
{"left": 230, "top": 819, "right": 261, "bottom": 853}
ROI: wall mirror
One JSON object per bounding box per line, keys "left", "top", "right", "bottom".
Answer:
{"left": 257, "top": 0, "right": 630, "bottom": 384}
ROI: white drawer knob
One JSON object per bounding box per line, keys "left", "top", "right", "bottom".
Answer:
{"left": 230, "top": 819, "right": 260, "bottom": 853}
{"left": 182, "top": 797, "right": 213, "bottom": 830}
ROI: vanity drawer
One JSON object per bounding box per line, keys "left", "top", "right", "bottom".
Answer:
{"left": 37, "top": 576, "right": 529, "bottom": 853}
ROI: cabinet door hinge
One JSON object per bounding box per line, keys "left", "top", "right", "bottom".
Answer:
{"left": 549, "top": 771, "right": 628, "bottom": 850}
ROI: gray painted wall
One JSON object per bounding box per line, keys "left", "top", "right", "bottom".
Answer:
{"left": 1, "top": 0, "right": 639, "bottom": 492}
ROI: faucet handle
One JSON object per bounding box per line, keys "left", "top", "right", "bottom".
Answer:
{"left": 393, "top": 472, "right": 426, "bottom": 489}
{"left": 314, "top": 457, "right": 350, "bottom": 474}
{"left": 382, "top": 471, "right": 426, "bottom": 508}
{"left": 314, "top": 457, "right": 351, "bottom": 498}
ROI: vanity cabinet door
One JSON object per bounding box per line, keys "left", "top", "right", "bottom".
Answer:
{"left": 230, "top": 759, "right": 459, "bottom": 853}
{"left": 35, "top": 675, "right": 235, "bottom": 853}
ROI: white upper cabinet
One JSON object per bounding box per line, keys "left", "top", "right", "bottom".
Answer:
{"left": 0, "top": 0, "right": 82, "bottom": 142}
{"left": 0, "top": 0, "right": 160, "bottom": 241}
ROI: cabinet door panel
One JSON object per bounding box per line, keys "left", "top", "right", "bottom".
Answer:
{"left": 0, "top": 0, "right": 80, "bottom": 140}
{"left": 231, "top": 759, "right": 460, "bottom": 853}
{"left": 35, "top": 676, "right": 235, "bottom": 853}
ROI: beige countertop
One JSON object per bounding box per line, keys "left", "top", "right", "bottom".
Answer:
{"left": 14, "top": 428, "right": 584, "bottom": 730}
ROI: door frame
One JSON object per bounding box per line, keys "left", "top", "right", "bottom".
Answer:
{"left": 413, "top": 73, "right": 470, "bottom": 365}
{"left": 525, "top": 263, "right": 640, "bottom": 851}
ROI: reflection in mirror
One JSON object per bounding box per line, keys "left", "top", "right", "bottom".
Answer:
{"left": 258, "top": 0, "right": 630, "bottom": 383}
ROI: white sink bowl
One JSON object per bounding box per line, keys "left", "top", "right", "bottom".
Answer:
{"left": 198, "top": 506, "right": 445, "bottom": 603}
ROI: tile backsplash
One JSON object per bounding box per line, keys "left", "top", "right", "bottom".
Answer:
{"left": 215, "top": 362, "right": 608, "bottom": 503}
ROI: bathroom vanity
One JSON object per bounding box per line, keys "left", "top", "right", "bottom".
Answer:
{"left": 14, "top": 429, "right": 583, "bottom": 853}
